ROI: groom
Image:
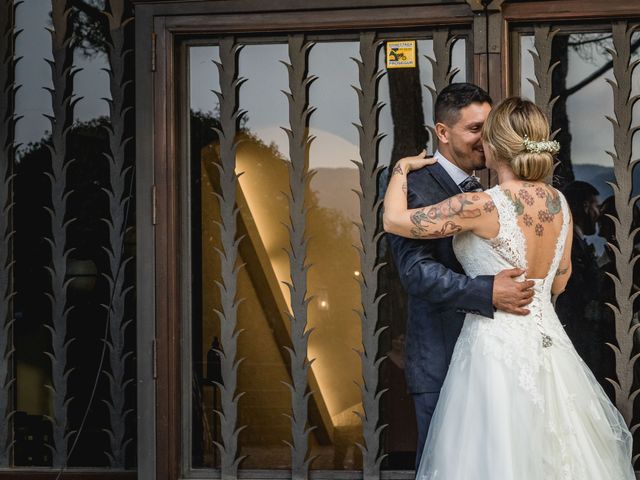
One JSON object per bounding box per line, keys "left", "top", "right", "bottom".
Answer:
{"left": 387, "top": 83, "right": 535, "bottom": 467}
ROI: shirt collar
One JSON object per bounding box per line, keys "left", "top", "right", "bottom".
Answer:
{"left": 434, "top": 151, "right": 470, "bottom": 188}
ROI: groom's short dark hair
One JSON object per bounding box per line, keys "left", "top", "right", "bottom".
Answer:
{"left": 434, "top": 83, "right": 492, "bottom": 126}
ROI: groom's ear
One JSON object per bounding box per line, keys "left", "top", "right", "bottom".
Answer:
{"left": 435, "top": 122, "right": 449, "bottom": 144}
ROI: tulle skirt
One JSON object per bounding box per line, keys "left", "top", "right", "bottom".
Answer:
{"left": 416, "top": 311, "right": 635, "bottom": 480}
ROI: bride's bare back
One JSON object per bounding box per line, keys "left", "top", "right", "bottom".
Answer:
{"left": 486, "top": 181, "right": 571, "bottom": 278}
{"left": 466, "top": 181, "right": 573, "bottom": 294}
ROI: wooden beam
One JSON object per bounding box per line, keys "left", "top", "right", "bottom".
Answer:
{"left": 503, "top": 0, "right": 640, "bottom": 22}
{"left": 161, "top": 5, "right": 474, "bottom": 33}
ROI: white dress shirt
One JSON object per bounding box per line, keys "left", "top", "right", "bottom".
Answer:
{"left": 434, "top": 151, "right": 469, "bottom": 191}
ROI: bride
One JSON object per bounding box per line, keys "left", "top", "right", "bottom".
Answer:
{"left": 383, "top": 97, "right": 634, "bottom": 479}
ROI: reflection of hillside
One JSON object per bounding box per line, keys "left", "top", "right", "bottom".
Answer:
{"left": 558, "top": 163, "right": 640, "bottom": 199}
{"left": 572, "top": 164, "right": 614, "bottom": 197}
{"left": 199, "top": 126, "right": 364, "bottom": 468}
{"left": 311, "top": 168, "right": 361, "bottom": 241}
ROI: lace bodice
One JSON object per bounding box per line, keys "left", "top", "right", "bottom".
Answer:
{"left": 451, "top": 185, "right": 572, "bottom": 410}
{"left": 453, "top": 185, "right": 571, "bottom": 297}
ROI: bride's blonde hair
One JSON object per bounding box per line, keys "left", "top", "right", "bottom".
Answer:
{"left": 481, "top": 97, "right": 556, "bottom": 182}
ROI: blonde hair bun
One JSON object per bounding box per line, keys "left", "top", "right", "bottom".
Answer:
{"left": 482, "top": 97, "right": 558, "bottom": 182}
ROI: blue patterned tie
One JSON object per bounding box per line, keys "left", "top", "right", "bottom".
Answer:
{"left": 459, "top": 176, "right": 483, "bottom": 192}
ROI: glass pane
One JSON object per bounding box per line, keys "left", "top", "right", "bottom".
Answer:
{"left": 190, "top": 42, "right": 295, "bottom": 470}
{"left": 189, "top": 33, "right": 468, "bottom": 474}
{"left": 234, "top": 43, "right": 293, "bottom": 469}
{"left": 14, "top": 0, "right": 137, "bottom": 468}
{"left": 190, "top": 39, "right": 368, "bottom": 471}
{"left": 13, "top": 0, "right": 54, "bottom": 467}
{"left": 519, "top": 30, "right": 640, "bottom": 402}
{"left": 189, "top": 45, "right": 222, "bottom": 470}
{"left": 307, "top": 40, "right": 362, "bottom": 470}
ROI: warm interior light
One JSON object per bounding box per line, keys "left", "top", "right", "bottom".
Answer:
{"left": 203, "top": 135, "right": 363, "bottom": 432}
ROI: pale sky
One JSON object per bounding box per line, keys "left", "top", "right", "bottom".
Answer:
{"left": 520, "top": 34, "right": 640, "bottom": 169}
{"left": 189, "top": 39, "right": 466, "bottom": 169}
{"left": 13, "top": 2, "right": 639, "bottom": 173}
{"left": 14, "top": 0, "right": 110, "bottom": 153}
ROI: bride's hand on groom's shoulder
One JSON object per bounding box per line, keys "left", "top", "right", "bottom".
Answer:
{"left": 397, "top": 150, "right": 436, "bottom": 174}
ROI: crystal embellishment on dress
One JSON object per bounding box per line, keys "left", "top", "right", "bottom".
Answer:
{"left": 530, "top": 291, "right": 553, "bottom": 348}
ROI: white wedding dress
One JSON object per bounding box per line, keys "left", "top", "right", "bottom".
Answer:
{"left": 416, "top": 185, "right": 635, "bottom": 480}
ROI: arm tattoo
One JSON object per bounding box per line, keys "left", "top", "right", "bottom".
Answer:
{"left": 402, "top": 182, "right": 407, "bottom": 193}
{"left": 392, "top": 164, "right": 404, "bottom": 176}
{"left": 411, "top": 221, "right": 462, "bottom": 238}
{"left": 555, "top": 266, "right": 569, "bottom": 276}
{"left": 483, "top": 200, "right": 496, "bottom": 213}
{"left": 409, "top": 194, "right": 481, "bottom": 238}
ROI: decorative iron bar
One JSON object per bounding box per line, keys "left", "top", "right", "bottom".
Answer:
{"left": 425, "top": 29, "right": 460, "bottom": 152}
{"left": 211, "top": 36, "right": 247, "bottom": 479}
{"left": 605, "top": 21, "right": 640, "bottom": 468}
{"left": 45, "top": 0, "right": 78, "bottom": 467}
{"left": 282, "top": 34, "right": 316, "bottom": 480}
{"left": 529, "top": 25, "right": 560, "bottom": 138}
{"left": 0, "top": 0, "right": 18, "bottom": 466}
{"left": 426, "top": 29, "right": 460, "bottom": 109}
{"left": 352, "top": 31, "right": 387, "bottom": 480}
{"left": 103, "top": 0, "right": 134, "bottom": 468}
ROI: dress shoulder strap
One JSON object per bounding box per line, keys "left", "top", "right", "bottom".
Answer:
{"left": 485, "top": 185, "right": 528, "bottom": 269}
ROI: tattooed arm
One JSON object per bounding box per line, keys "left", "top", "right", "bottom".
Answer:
{"left": 383, "top": 156, "right": 492, "bottom": 239}
{"left": 552, "top": 211, "right": 573, "bottom": 295}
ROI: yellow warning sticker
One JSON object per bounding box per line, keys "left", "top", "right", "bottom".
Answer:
{"left": 386, "top": 41, "right": 416, "bottom": 69}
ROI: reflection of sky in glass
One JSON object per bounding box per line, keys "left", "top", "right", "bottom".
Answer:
{"left": 73, "top": 50, "right": 110, "bottom": 122}
{"left": 238, "top": 44, "right": 289, "bottom": 160}
{"left": 308, "top": 42, "right": 359, "bottom": 169}
{"left": 15, "top": 1, "right": 111, "bottom": 151}
{"left": 73, "top": 1, "right": 109, "bottom": 122}
{"left": 521, "top": 33, "right": 616, "bottom": 169}
{"left": 187, "top": 37, "right": 466, "bottom": 168}
{"left": 189, "top": 46, "right": 220, "bottom": 112}
{"left": 14, "top": 1, "right": 52, "bottom": 152}
{"left": 520, "top": 31, "right": 640, "bottom": 255}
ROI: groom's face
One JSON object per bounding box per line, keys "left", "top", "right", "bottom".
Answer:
{"left": 436, "top": 101, "right": 492, "bottom": 173}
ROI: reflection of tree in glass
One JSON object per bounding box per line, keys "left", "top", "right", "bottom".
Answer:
{"left": 15, "top": 117, "right": 136, "bottom": 467}
{"left": 190, "top": 109, "right": 352, "bottom": 234}
{"left": 190, "top": 111, "right": 358, "bottom": 468}
{"left": 64, "top": 1, "right": 134, "bottom": 59}
{"left": 552, "top": 33, "right": 640, "bottom": 187}
{"left": 70, "top": 0, "right": 107, "bottom": 57}
{"left": 568, "top": 34, "right": 613, "bottom": 64}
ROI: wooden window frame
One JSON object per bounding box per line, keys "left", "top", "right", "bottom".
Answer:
{"left": 134, "top": 1, "right": 640, "bottom": 479}
{"left": 135, "top": 2, "right": 477, "bottom": 479}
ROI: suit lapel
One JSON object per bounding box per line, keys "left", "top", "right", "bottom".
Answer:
{"left": 427, "top": 161, "right": 461, "bottom": 198}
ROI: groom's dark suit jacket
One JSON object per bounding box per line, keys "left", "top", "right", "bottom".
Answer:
{"left": 387, "top": 162, "right": 495, "bottom": 394}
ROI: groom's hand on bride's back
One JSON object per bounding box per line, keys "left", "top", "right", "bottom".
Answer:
{"left": 492, "top": 268, "right": 535, "bottom": 315}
